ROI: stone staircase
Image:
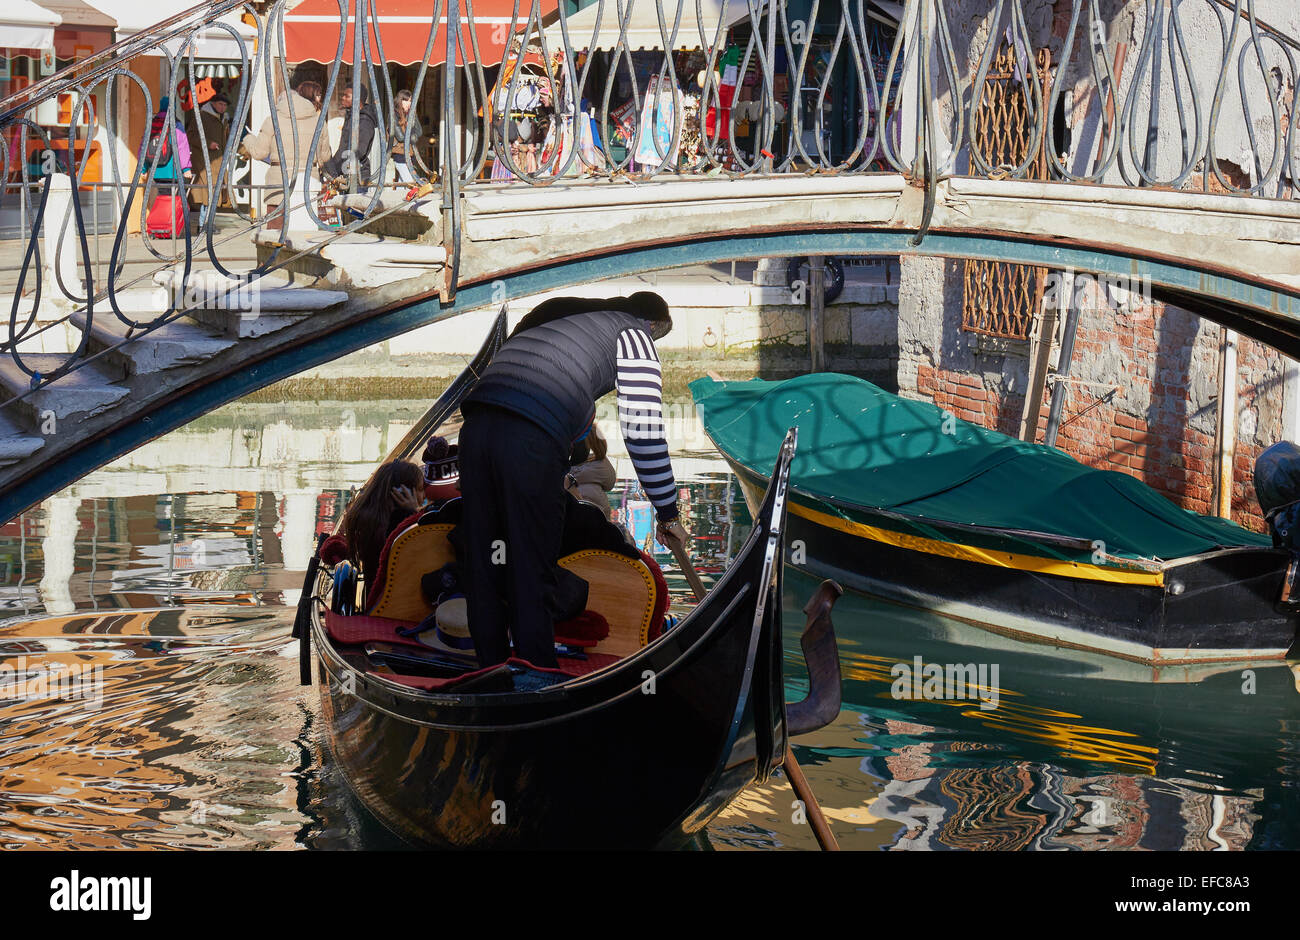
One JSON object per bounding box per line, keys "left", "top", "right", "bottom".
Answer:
{"left": 0, "top": 194, "right": 450, "bottom": 516}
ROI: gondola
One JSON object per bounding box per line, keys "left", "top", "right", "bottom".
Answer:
{"left": 292, "top": 310, "right": 843, "bottom": 849}
{"left": 692, "top": 372, "right": 1300, "bottom": 666}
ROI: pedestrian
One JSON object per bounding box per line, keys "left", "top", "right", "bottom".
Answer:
{"left": 321, "top": 84, "right": 379, "bottom": 191}
{"left": 147, "top": 96, "right": 193, "bottom": 191}
{"left": 187, "top": 93, "right": 229, "bottom": 225}
{"left": 239, "top": 78, "right": 331, "bottom": 228}
{"left": 390, "top": 88, "right": 422, "bottom": 184}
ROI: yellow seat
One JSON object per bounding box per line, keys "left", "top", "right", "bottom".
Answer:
{"left": 366, "top": 522, "right": 660, "bottom": 656}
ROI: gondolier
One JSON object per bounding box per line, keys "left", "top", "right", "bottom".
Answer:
{"left": 457, "top": 292, "right": 686, "bottom": 668}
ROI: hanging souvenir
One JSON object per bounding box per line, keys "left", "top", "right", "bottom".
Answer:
{"left": 632, "top": 75, "right": 677, "bottom": 170}
{"left": 704, "top": 45, "right": 741, "bottom": 140}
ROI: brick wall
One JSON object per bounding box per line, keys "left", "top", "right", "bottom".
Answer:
{"left": 897, "top": 257, "right": 1287, "bottom": 534}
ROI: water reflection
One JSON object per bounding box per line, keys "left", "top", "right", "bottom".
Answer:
{"left": 1, "top": 399, "right": 1298, "bottom": 850}
{"left": 708, "top": 569, "right": 1300, "bottom": 850}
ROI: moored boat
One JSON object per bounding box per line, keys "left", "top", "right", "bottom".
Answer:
{"left": 294, "top": 313, "right": 842, "bottom": 849}
{"left": 691, "top": 372, "right": 1299, "bottom": 666}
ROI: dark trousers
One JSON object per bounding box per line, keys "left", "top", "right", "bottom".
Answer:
{"left": 457, "top": 404, "right": 567, "bottom": 668}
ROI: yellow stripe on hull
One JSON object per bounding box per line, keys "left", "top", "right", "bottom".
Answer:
{"left": 788, "top": 500, "right": 1165, "bottom": 587}
{"left": 729, "top": 466, "right": 1165, "bottom": 588}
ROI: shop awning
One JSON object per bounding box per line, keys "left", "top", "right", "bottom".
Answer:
{"left": 1, "top": 0, "right": 61, "bottom": 50}
{"left": 544, "top": 0, "right": 900, "bottom": 51}
{"left": 36, "top": 0, "right": 116, "bottom": 30}
{"left": 543, "top": 0, "right": 759, "bottom": 52}
{"left": 283, "top": 0, "right": 558, "bottom": 66}
{"left": 86, "top": 0, "right": 257, "bottom": 60}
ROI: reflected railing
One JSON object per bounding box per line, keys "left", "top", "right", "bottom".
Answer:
{"left": 0, "top": 0, "right": 1298, "bottom": 413}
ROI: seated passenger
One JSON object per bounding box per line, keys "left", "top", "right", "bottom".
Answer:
{"left": 324, "top": 460, "right": 424, "bottom": 583}
{"left": 422, "top": 434, "right": 462, "bottom": 505}
{"left": 565, "top": 423, "right": 617, "bottom": 515}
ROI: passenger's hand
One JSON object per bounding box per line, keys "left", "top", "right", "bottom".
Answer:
{"left": 656, "top": 519, "right": 688, "bottom": 549}
{"left": 392, "top": 484, "right": 421, "bottom": 515}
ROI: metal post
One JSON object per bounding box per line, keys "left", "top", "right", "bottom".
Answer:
{"left": 762, "top": 0, "right": 777, "bottom": 172}
{"left": 808, "top": 255, "right": 825, "bottom": 373}
{"left": 1019, "top": 271, "right": 1060, "bottom": 442}
{"left": 1142, "top": 0, "right": 1164, "bottom": 181}
{"left": 349, "top": 0, "right": 365, "bottom": 195}
{"left": 441, "top": 0, "right": 460, "bottom": 298}
{"left": 1043, "top": 270, "right": 1078, "bottom": 448}
{"left": 1215, "top": 326, "right": 1239, "bottom": 519}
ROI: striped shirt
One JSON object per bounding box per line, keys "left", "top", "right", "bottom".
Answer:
{"left": 616, "top": 327, "right": 678, "bottom": 520}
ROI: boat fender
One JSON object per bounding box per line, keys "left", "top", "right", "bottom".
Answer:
{"left": 1254, "top": 443, "right": 1300, "bottom": 608}
{"left": 786, "top": 257, "right": 845, "bottom": 304}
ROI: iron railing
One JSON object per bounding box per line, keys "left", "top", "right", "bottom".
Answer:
{"left": 0, "top": 0, "right": 1298, "bottom": 416}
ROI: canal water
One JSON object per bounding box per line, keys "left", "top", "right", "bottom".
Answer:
{"left": 1, "top": 394, "right": 1298, "bottom": 851}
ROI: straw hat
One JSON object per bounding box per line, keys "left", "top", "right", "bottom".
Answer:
{"left": 415, "top": 596, "right": 477, "bottom": 661}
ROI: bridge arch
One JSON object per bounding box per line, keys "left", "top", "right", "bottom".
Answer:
{"left": 5, "top": 214, "right": 1296, "bottom": 524}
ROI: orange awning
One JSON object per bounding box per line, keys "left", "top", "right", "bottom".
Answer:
{"left": 283, "top": 0, "right": 557, "bottom": 67}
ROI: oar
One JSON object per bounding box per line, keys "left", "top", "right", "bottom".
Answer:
{"left": 660, "top": 528, "right": 840, "bottom": 852}
{"left": 660, "top": 527, "right": 708, "bottom": 600}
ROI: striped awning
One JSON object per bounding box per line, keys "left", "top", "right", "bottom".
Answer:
{"left": 283, "top": 0, "right": 559, "bottom": 66}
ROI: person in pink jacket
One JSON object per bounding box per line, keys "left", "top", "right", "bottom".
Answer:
{"left": 147, "top": 96, "right": 193, "bottom": 186}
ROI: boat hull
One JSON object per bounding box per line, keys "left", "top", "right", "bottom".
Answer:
{"left": 312, "top": 526, "right": 784, "bottom": 849}
{"left": 310, "top": 430, "right": 796, "bottom": 849}
{"left": 729, "top": 462, "right": 1297, "bottom": 665}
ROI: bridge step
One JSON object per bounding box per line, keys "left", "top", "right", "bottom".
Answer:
{"left": 335, "top": 191, "right": 437, "bottom": 240}
{"left": 256, "top": 229, "right": 444, "bottom": 286}
{"left": 69, "top": 309, "right": 236, "bottom": 376}
{"left": 0, "top": 412, "right": 45, "bottom": 468}
{"left": 0, "top": 354, "right": 130, "bottom": 427}
{"left": 150, "top": 271, "right": 350, "bottom": 337}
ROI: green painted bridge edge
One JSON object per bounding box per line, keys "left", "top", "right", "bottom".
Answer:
{"left": 3, "top": 227, "right": 1296, "bottom": 524}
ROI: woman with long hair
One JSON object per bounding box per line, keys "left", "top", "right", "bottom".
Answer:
{"left": 336, "top": 459, "right": 425, "bottom": 584}
{"left": 239, "top": 77, "right": 332, "bottom": 228}
{"left": 390, "top": 88, "right": 422, "bottom": 184}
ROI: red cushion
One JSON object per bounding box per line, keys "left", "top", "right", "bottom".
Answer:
{"left": 554, "top": 609, "right": 609, "bottom": 647}
{"left": 324, "top": 609, "right": 428, "bottom": 648}
{"left": 325, "top": 610, "right": 622, "bottom": 678}
{"left": 320, "top": 533, "right": 349, "bottom": 566}
{"left": 552, "top": 652, "right": 622, "bottom": 677}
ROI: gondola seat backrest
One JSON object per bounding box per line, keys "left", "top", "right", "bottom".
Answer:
{"left": 367, "top": 520, "right": 457, "bottom": 621}
{"left": 366, "top": 521, "right": 668, "bottom": 655}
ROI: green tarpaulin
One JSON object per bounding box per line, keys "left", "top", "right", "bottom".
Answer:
{"left": 691, "top": 373, "right": 1270, "bottom": 562}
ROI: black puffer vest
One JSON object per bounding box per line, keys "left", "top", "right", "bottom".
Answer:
{"left": 463, "top": 308, "right": 646, "bottom": 448}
